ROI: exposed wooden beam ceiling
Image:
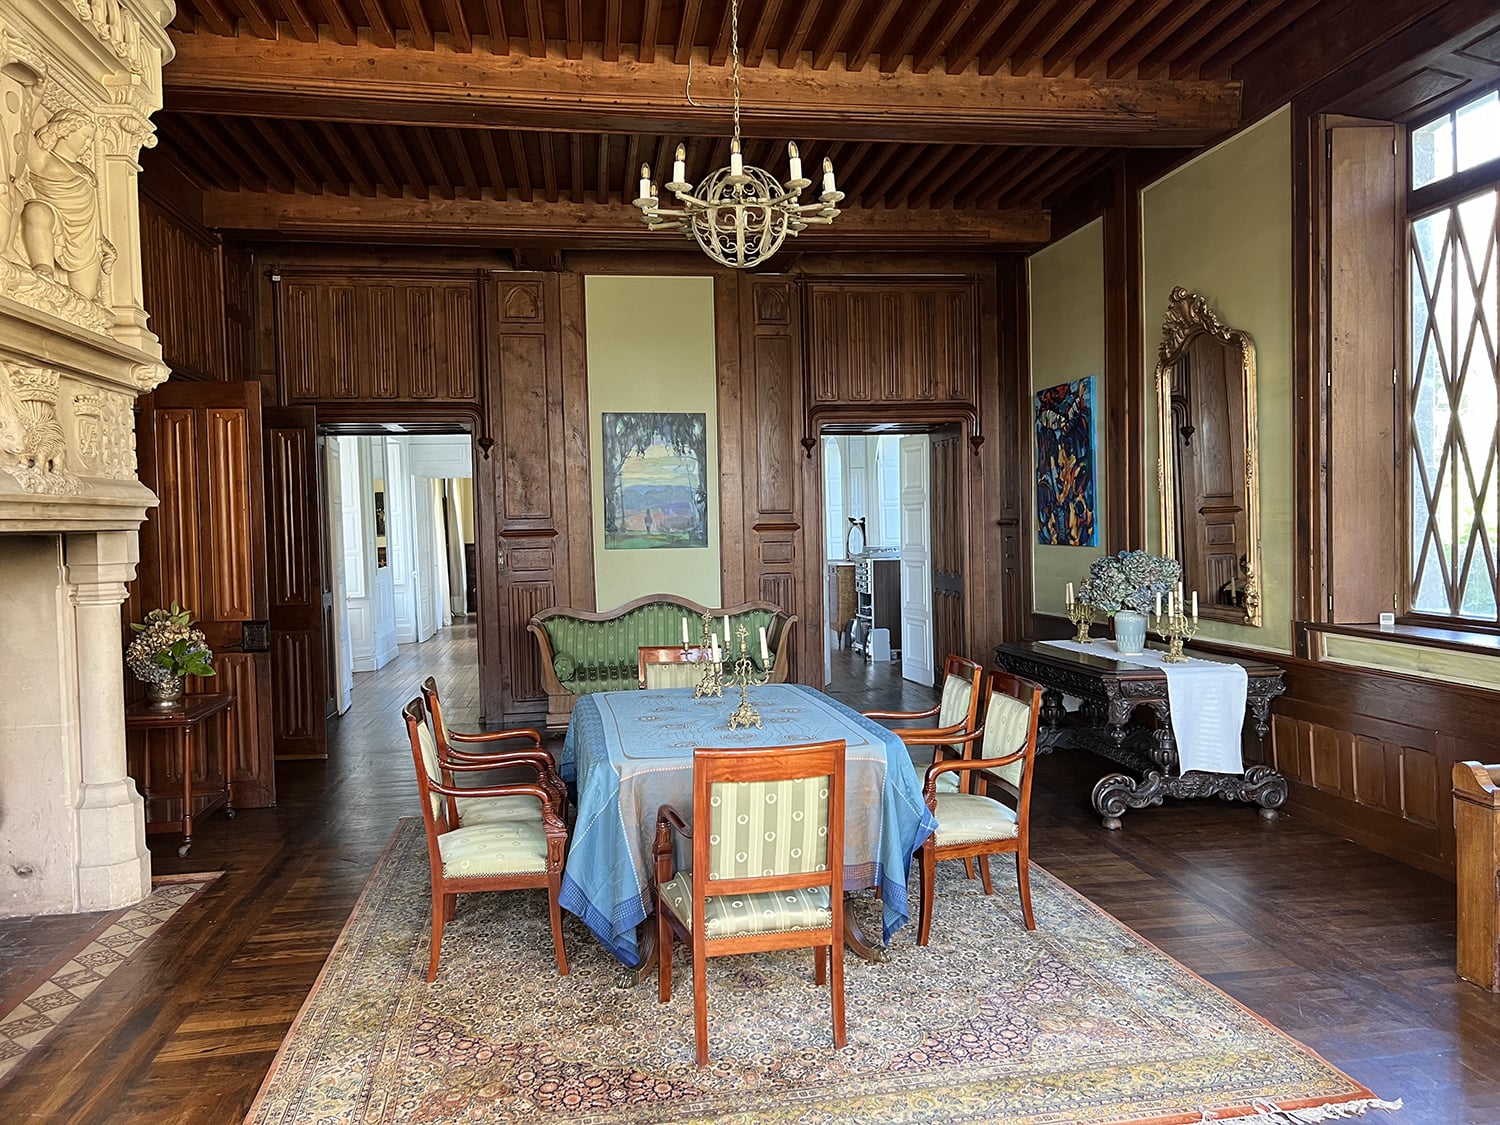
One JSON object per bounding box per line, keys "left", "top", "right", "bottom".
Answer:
{"left": 199, "top": 191, "right": 1051, "bottom": 250}
{"left": 162, "top": 36, "right": 1241, "bottom": 147}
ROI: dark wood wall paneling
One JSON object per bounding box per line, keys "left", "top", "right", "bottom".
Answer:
{"left": 138, "top": 194, "right": 228, "bottom": 381}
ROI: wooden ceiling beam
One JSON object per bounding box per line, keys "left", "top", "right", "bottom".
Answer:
{"left": 779, "top": 0, "right": 821, "bottom": 69}
{"left": 477, "top": 130, "right": 508, "bottom": 197}
{"left": 564, "top": 0, "right": 582, "bottom": 59}
{"left": 621, "top": 134, "right": 640, "bottom": 202}
{"left": 481, "top": 0, "right": 509, "bottom": 53}
{"left": 640, "top": 0, "right": 662, "bottom": 64}
{"left": 569, "top": 133, "right": 585, "bottom": 204}
{"left": 440, "top": 0, "right": 471, "bottom": 53}
{"left": 317, "top": 122, "right": 375, "bottom": 195}
{"left": 286, "top": 119, "right": 352, "bottom": 194}
{"left": 884, "top": 142, "right": 956, "bottom": 208}
{"left": 522, "top": 0, "right": 545, "bottom": 57}
{"left": 959, "top": 145, "right": 1058, "bottom": 208}
{"left": 674, "top": 0, "right": 703, "bottom": 66}
{"left": 1137, "top": 0, "right": 1247, "bottom": 79}
{"left": 911, "top": 0, "right": 984, "bottom": 76}
{"left": 380, "top": 125, "right": 430, "bottom": 198}
{"left": 745, "top": 0, "right": 784, "bottom": 69}
{"left": 977, "top": 6, "right": 1055, "bottom": 76}
{"left": 199, "top": 191, "right": 1051, "bottom": 248}
{"left": 846, "top": 2, "right": 902, "bottom": 73}
{"left": 710, "top": 0, "right": 733, "bottom": 65}
{"left": 353, "top": 0, "right": 396, "bottom": 49}
{"left": 250, "top": 117, "right": 324, "bottom": 192}
{"left": 446, "top": 128, "right": 480, "bottom": 196}
{"left": 1081, "top": 0, "right": 1208, "bottom": 79}
{"left": 278, "top": 0, "right": 319, "bottom": 43}
{"left": 508, "top": 133, "right": 534, "bottom": 201}
{"left": 1011, "top": 0, "right": 1097, "bottom": 78}
{"left": 350, "top": 121, "right": 403, "bottom": 195}
{"left": 596, "top": 134, "right": 611, "bottom": 203}
{"left": 1080, "top": 0, "right": 1182, "bottom": 79}
{"left": 172, "top": 116, "right": 264, "bottom": 191}
{"left": 236, "top": 0, "right": 277, "bottom": 39}
{"left": 1198, "top": 0, "right": 1324, "bottom": 78}
{"left": 943, "top": 1, "right": 1021, "bottom": 75}
{"left": 924, "top": 145, "right": 1010, "bottom": 208}
{"left": 603, "top": 0, "right": 621, "bottom": 61}
{"left": 811, "top": 0, "right": 862, "bottom": 71}
{"left": 1042, "top": 0, "right": 1139, "bottom": 77}
{"left": 396, "top": 0, "right": 434, "bottom": 51}
{"left": 162, "top": 36, "right": 1242, "bottom": 146}
{"left": 315, "top": 0, "right": 357, "bottom": 46}
{"left": 190, "top": 0, "right": 236, "bottom": 37}
{"left": 880, "top": 0, "right": 944, "bottom": 74}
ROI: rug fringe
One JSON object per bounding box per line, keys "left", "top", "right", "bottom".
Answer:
{"left": 1198, "top": 1098, "right": 1404, "bottom": 1122}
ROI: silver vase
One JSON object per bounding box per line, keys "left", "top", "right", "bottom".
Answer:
{"left": 145, "top": 675, "right": 185, "bottom": 710}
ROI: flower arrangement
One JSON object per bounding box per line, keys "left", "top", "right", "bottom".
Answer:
{"left": 1077, "top": 551, "right": 1182, "bottom": 616}
{"left": 126, "top": 602, "right": 216, "bottom": 685}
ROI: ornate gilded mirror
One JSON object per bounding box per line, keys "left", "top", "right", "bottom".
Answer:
{"left": 1154, "top": 287, "right": 1262, "bottom": 626}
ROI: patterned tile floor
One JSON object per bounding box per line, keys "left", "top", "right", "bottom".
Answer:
{"left": 0, "top": 875, "right": 217, "bottom": 1084}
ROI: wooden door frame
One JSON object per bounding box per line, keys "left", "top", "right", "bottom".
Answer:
{"left": 800, "top": 414, "right": 973, "bottom": 687}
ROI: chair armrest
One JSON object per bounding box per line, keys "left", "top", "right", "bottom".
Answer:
{"left": 445, "top": 747, "right": 553, "bottom": 770}
{"left": 863, "top": 702, "right": 942, "bottom": 722}
{"left": 652, "top": 803, "right": 692, "bottom": 887}
{"left": 449, "top": 727, "right": 545, "bottom": 747}
{"left": 922, "top": 753, "right": 1024, "bottom": 806}
{"left": 892, "top": 723, "right": 983, "bottom": 748}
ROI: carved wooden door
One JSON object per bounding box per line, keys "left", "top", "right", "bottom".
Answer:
{"left": 134, "top": 381, "right": 275, "bottom": 808}
{"left": 263, "top": 405, "right": 329, "bottom": 759}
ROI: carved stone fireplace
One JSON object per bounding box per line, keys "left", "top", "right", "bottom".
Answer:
{"left": 0, "top": 0, "right": 173, "bottom": 915}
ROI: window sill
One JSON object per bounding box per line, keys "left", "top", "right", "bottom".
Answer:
{"left": 1305, "top": 620, "right": 1500, "bottom": 659}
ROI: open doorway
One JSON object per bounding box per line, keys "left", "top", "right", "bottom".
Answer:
{"left": 323, "top": 430, "right": 477, "bottom": 719}
{"left": 821, "top": 425, "right": 966, "bottom": 699}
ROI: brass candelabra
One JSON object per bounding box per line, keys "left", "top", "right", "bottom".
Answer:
{"left": 1066, "top": 598, "right": 1093, "bottom": 644}
{"left": 1151, "top": 600, "right": 1199, "bottom": 663}
{"left": 690, "top": 610, "right": 724, "bottom": 699}
{"left": 727, "top": 624, "right": 770, "bottom": 730}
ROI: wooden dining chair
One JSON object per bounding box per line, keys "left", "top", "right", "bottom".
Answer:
{"left": 420, "top": 676, "right": 565, "bottom": 829}
{"left": 864, "top": 653, "right": 985, "bottom": 795}
{"left": 402, "top": 697, "right": 570, "bottom": 981}
{"left": 638, "top": 645, "right": 709, "bottom": 689}
{"left": 908, "top": 670, "right": 1042, "bottom": 945}
{"left": 653, "top": 740, "right": 847, "bottom": 1066}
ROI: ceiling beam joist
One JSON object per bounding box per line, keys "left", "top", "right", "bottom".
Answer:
{"left": 199, "top": 192, "right": 1051, "bottom": 249}
{"left": 161, "top": 38, "right": 1242, "bottom": 147}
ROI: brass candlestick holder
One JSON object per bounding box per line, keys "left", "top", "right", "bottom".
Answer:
{"left": 1066, "top": 598, "right": 1093, "bottom": 644}
{"left": 691, "top": 610, "right": 723, "bottom": 699}
{"left": 727, "top": 624, "right": 771, "bottom": 730}
{"left": 1151, "top": 603, "right": 1199, "bottom": 663}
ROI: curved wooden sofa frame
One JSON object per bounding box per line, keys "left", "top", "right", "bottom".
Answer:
{"left": 528, "top": 593, "right": 798, "bottom": 732}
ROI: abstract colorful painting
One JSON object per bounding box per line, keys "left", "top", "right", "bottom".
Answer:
{"left": 601, "top": 412, "right": 709, "bottom": 550}
{"left": 1035, "top": 377, "right": 1098, "bottom": 546}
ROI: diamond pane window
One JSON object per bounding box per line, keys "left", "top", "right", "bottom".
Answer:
{"left": 1408, "top": 187, "right": 1500, "bottom": 619}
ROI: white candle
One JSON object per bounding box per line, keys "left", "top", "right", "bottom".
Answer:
{"left": 1192, "top": 591, "right": 1198, "bottom": 619}
{"left": 1154, "top": 591, "right": 1162, "bottom": 616}
{"left": 821, "top": 156, "right": 836, "bottom": 195}
{"left": 672, "top": 143, "right": 686, "bottom": 185}
{"left": 759, "top": 626, "right": 769, "bottom": 663}
{"left": 682, "top": 616, "right": 689, "bottom": 645}
{"left": 1176, "top": 581, "right": 1183, "bottom": 602}
{"left": 638, "top": 163, "right": 651, "bottom": 200}
{"left": 711, "top": 633, "right": 720, "bottom": 663}
{"left": 722, "top": 615, "right": 730, "bottom": 650}
{"left": 787, "top": 141, "right": 802, "bottom": 183}
{"left": 1065, "top": 581, "right": 1074, "bottom": 606}
{"left": 730, "top": 138, "right": 743, "bottom": 177}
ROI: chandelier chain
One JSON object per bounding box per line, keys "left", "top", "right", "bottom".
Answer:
{"left": 730, "top": 0, "right": 741, "bottom": 149}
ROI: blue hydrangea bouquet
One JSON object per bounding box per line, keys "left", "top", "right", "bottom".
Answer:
{"left": 1077, "top": 550, "right": 1182, "bottom": 616}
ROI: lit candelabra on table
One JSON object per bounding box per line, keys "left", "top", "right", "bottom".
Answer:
{"left": 1150, "top": 585, "right": 1199, "bottom": 663}
{"left": 1063, "top": 581, "right": 1092, "bottom": 644}
{"left": 727, "top": 623, "right": 772, "bottom": 730}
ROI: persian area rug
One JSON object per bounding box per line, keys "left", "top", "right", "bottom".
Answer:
{"left": 247, "top": 821, "right": 1396, "bottom": 1125}
{"left": 0, "top": 872, "right": 220, "bottom": 1085}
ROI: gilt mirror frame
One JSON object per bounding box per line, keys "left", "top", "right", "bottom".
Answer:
{"left": 1154, "top": 287, "right": 1263, "bottom": 627}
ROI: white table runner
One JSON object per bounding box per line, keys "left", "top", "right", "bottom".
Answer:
{"left": 1038, "top": 640, "right": 1249, "bottom": 775}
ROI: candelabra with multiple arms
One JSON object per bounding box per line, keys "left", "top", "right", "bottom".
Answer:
{"left": 1063, "top": 581, "right": 1092, "bottom": 644}
{"left": 1150, "top": 589, "right": 1199, "bottom": 663}
{"left": 687, "top": 611, "right": 724, "bottom": 699}
{"left": 726, "top": 624, "right": 771, "bottom": 730}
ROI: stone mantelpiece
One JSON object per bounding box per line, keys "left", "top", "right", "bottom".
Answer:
{"left": 0, "top": 0, "right": 173, "bottom": 916}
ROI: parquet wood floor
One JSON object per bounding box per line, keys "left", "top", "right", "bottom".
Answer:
{"left": 0, "top": 625, "right": 1495, "bottom": 1122}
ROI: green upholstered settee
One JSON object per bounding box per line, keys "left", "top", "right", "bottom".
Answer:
{"left": 528, "top": 594, "right": 797, "bottom": 730}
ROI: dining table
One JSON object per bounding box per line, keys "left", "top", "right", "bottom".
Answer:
{"left": 557, "top": 683, "right": 939, "bottom": 978}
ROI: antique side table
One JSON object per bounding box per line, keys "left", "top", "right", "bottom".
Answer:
{"left": 124, "top": 692, "right": 236, "bottom": 856}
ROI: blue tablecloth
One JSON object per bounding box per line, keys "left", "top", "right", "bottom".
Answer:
{"left": 558, "top": 684, "right": 938, "bottom": 965}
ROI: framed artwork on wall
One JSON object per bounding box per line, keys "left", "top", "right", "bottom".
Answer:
{"left": 601, "top": 412, "right": 709, "bottom": 550}
{"left": 1034, "top": 376, "right": 1099, "bottom": 547}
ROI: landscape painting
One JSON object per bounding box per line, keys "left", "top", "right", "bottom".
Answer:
{"left": 1034, "top": 376, "right": 1098, "bottom": 547}
{"left": 601, "top": 412, "right": 709, "bottom": 550}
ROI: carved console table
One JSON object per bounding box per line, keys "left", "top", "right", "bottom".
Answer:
{"left": 993, "top": 641, "right": 1287, "bottom": 829}
{"left": 125, "top": 693, "right": 236, "bottom": 857}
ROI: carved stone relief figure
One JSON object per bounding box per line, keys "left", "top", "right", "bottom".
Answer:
{"left": 0, "top": 361, "right": 77, "bottom": 494}
{"left": 0, "top": 34, "right": 48, "bottom": 256}
{"left": 17, "top": 107, "right": 114, "bottom": 300}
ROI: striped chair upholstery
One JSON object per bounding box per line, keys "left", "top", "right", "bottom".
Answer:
{"left": 916, "top": 671, "right": 1042, "bottom": 946}
{"left": 654, "top": 740, "right": 847, "bottom": 1066}
{"left": 863, "top": 655, "right": 985, "bottom": 795}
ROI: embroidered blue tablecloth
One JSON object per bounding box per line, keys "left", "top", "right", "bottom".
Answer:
{"left": 558, "top": 684, "right": 938, "bottom": 965}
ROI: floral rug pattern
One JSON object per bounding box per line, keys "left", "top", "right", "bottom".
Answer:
{"left": 247, "top": 820, "right": 1384, "bottom": 1125}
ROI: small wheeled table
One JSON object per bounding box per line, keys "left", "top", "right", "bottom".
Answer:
{"left": 125, "top": 692, "right": 236, "bottom": 856}
{"left": 993, "top": 641, "right": 1287, "bottom": 829}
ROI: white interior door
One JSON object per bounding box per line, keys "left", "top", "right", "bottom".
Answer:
{"left": 325, "top": 437, "right": 353, "bottom": 714}
{"left": 899, "top": 435, "right": 934, "bottom": 687}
